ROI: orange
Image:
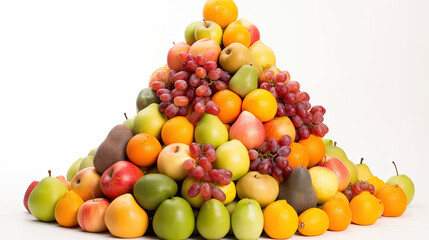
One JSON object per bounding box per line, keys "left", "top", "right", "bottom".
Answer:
{"left": 212, "top": 90, "right": 242, "bottom": 124}
{"left": 321, "top": 197, "right": 352, "bottom": 231}
{"left": 298, "top": 134, "right": 326, "bottom": 167}
{"left": 161, "top": 116, "right": 194, "bottom": 145}
{"left": 223, "top": 21, "right": 251, "bottom": 47}
{"left": 242, "top": 89, "right": 277, "bottom": 122}
{"left": 203, "top": 0, "right": 238, "bottom": 29}
{"left": 126, "top": 133, "right": 162, "bottom": 167}
{"left": 298, "top": 208, "right": 329, "bottom": 236}
{"left": 286, "top": 142, "right": 310, "bottom": 169}
{"left": 349, "top": 191, "right": 383, "bottom": 225}
{"left": 366, "top": 176, "right": 386, "bottom": 195}
{"left": 332, "top": 191, "right": 349, "bottom": 205}
{"left": 263, "top": 200, "right": 299, "bottom": 239}
{"left": 55, "top": 191, "right": 84, "bottom": 227}
{"left": 375, "top": 184, "right": 407, "bottom": 217}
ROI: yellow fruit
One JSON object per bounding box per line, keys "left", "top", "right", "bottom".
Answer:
{"left": 321, "top": 197, "right": 352, "bottom": 231}
{"left": 298, "top": 208, "right": 329, "bottom": 236}
{"left": 349, "top": 191, "right": 382, "bottom": 225}
{"left": 264, "top": 200, "right": 299, "bottom": 239}
{"left": 242, "top": 89, "right": 277, "bottom": 122}
{"left": 203, "top": 0, "right": 238, "bottom": 28}
{"left": 55, "top": 191, "right": 84, "bottom": 227}
{"left": 366, "top": 176, "right": 386, "bottom": 195}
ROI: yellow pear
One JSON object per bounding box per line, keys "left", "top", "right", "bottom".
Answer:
{"left": 249, "top": 40, "right": 276, "bottom": 70}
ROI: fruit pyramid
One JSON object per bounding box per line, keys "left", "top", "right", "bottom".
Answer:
{"left": 24, "top": 0, "right": 415, "bottom": 239}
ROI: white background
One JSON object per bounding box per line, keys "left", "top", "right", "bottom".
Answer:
{"left": 1, "top": 0, "right": 428, "bottom": 239}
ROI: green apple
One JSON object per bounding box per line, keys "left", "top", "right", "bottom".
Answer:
{"left": 325, "top": 142, "right": 358, "bottom": 184}
{"left": 309, "top": 166, "right": 338, "bottom": 204}
{"left": 66, "top": 157, "right": 83, "bottom": 181}
{"left": 195, "top": 114, "right": 228, "bottom": 149}
{"left": 78, "top": 155, "right": 94, "bottom": 171}
{"left": 214, "top": 140, "right": 250, "bottom": 181}
{"left": 196, "top": 199, "right": 230, "bottom": 239}
{"left": 231, "top": 198, "right": 263, "bottom": 240}
{"left": 195, "top": 20, "right": 223, "bottom": 45}
{"left": 133, "top": 103, "right": 167, "bottom": 140}
{"left": 386, "top": 161, "right": 415, "bottom": 205}
{"left": 184, "top": 21, "right": 201, "bottom": 45}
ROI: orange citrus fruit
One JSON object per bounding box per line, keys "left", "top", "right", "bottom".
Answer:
{"left": 242, "top": 89, "right": 277, "bottom": 122}
{"left": 321, "top": 197, "right": 352, "bottom": 231}
{"left": 375, "top": 184, "right": 407, "bottom": 217}
{"left": 349, "top": 191, "right": 383, "bottom": 225}
{"left": 55, "top": 191, "right": 84, "bottom": 227}
{"left": 161, "top": 116, "right": 194, "bottom": 145}
{"left": 332, "top": 191, "right": 349, "bottom": 205}
{"left": 203, "top": 0, "right": 238, "bottom": 29}
{"left": 298, "top": 208, "right": 329, "bottom": 236}
{"left": 212, "top": 90, "right": 242, "bottom": 124}
{"left": 126, "top": 133, "right": 162, "bottom": 167}
{"left": 366, "top": 176, "right": 386, "bottom": 195}
{"left": 286, "top": 142, "right": 310, "bottom": 169}
{"left": 298, "top": 134, "right": 326, "bottom": 167}
{"left": 263, "top": 200, "right": 299, "bottom": 239}
{"left": 223, "top": 21, "right": 251, "bottom": 47}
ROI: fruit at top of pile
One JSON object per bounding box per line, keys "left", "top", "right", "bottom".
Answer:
{"left": 203, "top": 0, "right": 238, "bottom": 29}
{"left": 229, "top": 111, "right": 265, "bottom": 150}
{"left": 325, "top": 142, "right": 358, "bottom": 184}
{"left": 136, "top": 88, "right": 161, "bottom": 112}
{"left": 55, "top": 191, "right": 84, "bottom": 227}
{"left": 386, "top": 161, "right": 415, "bottom": 205}
{"left": 321, "top": 197, "right": 352, "bottom": 231}
{"left": 195, "top": 20, "right": 223, "bottom": 45}
{"left": 356, "top": 157, "right": 374, "bottom": 181}
{"left": 223, "top": 20, "right": 251, "bottom": 47}
{"left": 70, "top": 167, "right": 104, "bottom": 201}
{"left": 228, "top": 64, "right": 258, "bottom": 98}
{"left": 214, "top": 139, "right": 250, "bottom": 181}
{"left": 375, "top": 184, "right": 407, "bottom": 217}
{"left": 298, "top": 208, "right": 329, "bottom": 236}
{"left": 77, "top": 198, "right": 110, "bottom": 233}
{"left": 133, "top": 103, "right": 167, "bottom": 140}
{"left": 196, "top": 199, "right": 230, "bottom": 239}
{"left": 127, "top": 133, "right": 162, "bottom": 167}
{"left": 195, "top": 114, "right": 228, "bottom": 148}
{"left": 157, "top": 143, "right": 197, "bottom": 181}
{"left": 219, "top": 42, "right": 262, "bottom": 75}
{"left": 319, "top": 156, "right": 351, "bottom": 192}
{"left": 349, "top": 191, "right": 383, "bottom": 225}
{"left": 309, "top": 166, "right": 338, "bottom": 204}
{"left": 242, "top": 88, "right": 277, "bottom": 122}
{"left": 231, "top": 198, "right": 264, "bottom": 240}
{"left": 236, "top": 171, "right": 279, "bottom": 207}
{"left": 249, "top": 40, "right": 276, "bottom": 70}
{"left": 263, "top": 200, "right": 299, "bottom": 239}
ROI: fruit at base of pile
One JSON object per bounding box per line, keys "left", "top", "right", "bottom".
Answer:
{"left": 318, "top": 156, "right": 351, "bottom": 192}
{"left": 349, "top": 191, "right": 383, "bottom": 225}
{"left": 277, "top": 166, "right": 317, "bottom": 215}
{"left": 78, "top": 155, "right": 94, "bottom": 171}
{"left": 28, "top": 171, "right": 69, "bottom": 222}
{"left": 321, "top": 197, "right": 352, "bottom": 231}
{"left": 249, "top": 40, "right": 276, "bottom": 70}
{"left": 299, "top": 134, "right": 326, "bottom": 168}
{"left": 194, "top": 114, "right": 228, "bottom": 149}
{"left": 100, "top": 161, "right": 144, "bottom": 200}
{"left": 214, "top": 140, "right": 250, "bottom": 181}
{"left": 126, "top": 133, "right": 162, "bottom": 167}
{"left": 212, "top": 89, "right": 242, "bottom": 124}
{"left": 263, "top": 200, "right": 299, "bottom": 239}
{"left": 203, "top": 0, "right": 238, "bottom": 29}
{"left": 133, "top": 103, "right": 167, "bottom": 140}
{"left": 236, "top": 171, "right": 279, "bottom": 208}
{"left": 66, "top": 158, "right": 83, "bottom": 181}
{"left": 189, "top": 38, "right": 221, "bottom": 63}
{"left": 356, "top": 158, "right": 374, "bottom": 181}
{"left": 309, "top": 166, "right": 339, "bottom": 204}
{"left": 264, "top": 116, "right": 296, "bottom": 142}
{"left": 136, "top": 88, "right": 161, "bottom": 112}
{"left": 184, "top": 21, "right": 200, "bottom": 45}
{"left": 231, "top": 198, "right": 264, "bottom": 240}
{"left": 242, "top": 89, "right": 278, "bottom": 122}
{"left": 70, "top": 167, "right": 104, "bottom": 201}
{"left": 238, "top": 18, "right": 260, "bottom": 46}
{"left": 386, "top": 161, "right": 415, "bottom": 205}
{"left": 23, "top": 181, "right": 39, "bottom": 213}
{"left": 375, "top": 184, "right": 407, "bottom": 217}
{"left": 229, "top": 111, "right": 265, "bottom": 150}
{"left": 196, "top": 199, "right": 230, "bottom": 239}
{"left": 133, "top": 173, "right": 178, "bottom": 211}
{"left": 93, "top": 124, "right": 133, "bottom": 174}
{"left": 366, "top": 176, "right": 386, "bottom": 195}
{"left": 287, "top": 142, "right": 310, "bottom": 169}
{"left": 298, "top": 208, "right": 329, "bottom": 236}
{"left": 325, "top": 143, "right": 358, "bottom": 184}
{"left": 157, "top": 143, "right": 197, "bottom": 181}
{"left": 153, "top": 197, "right": 195, "bottom": 240}
{"left": 219, "top": 42, "right": 262, "bottom": 75}
{"left": 223, "top": 20, "right": 251, "bottom": 47}
{"left": 88, "top": 148, "right": 97, "bottom": 156}
{"left": 77, "top": 198, "right": 110, "bottom": 232}
{"left": 161, "top": 116, "right": 194, "bottom": 145}
{"left": 195, "top": 20, "right": 223, "bottom": 45}
{"left": 104, "top": 193, "right": 149, "bottom": 238}
{"left": 55, "top": 191, "right": 84, "bottom": 227}
{"left": 167, "top": 42, "right": 190, "bottom": 71}
{"left": 228, "top": 64, "right": 258, "bottom": 98}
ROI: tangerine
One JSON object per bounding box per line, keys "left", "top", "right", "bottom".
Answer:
{"left": 126, "top": 133, "right": 162, "bottom": 167}
{"left": 286, "top": 142, "right": 310, "bottom": 169}
{"left": 375, "top": 184, "right": 407, "bottom": 217}
{"left": 55, "top": 191, "right": 84, "bottom": 227}
{"left": 212, "top": 90, "right": 242, "bottom": 124}
{"left": 321, "top": 197, "right": 352, "bottom": 231}
{"left": 349, "top": 191, "right": 382, "bottom": 225}
{"left": 298, "top": 208, "right": 329, "bottom": 236}
{"left": 263, "top": 200, "right": 299, "bottom": 239}
{"left": 298, "top": 134, "right": 326, "bottom": 167}
{"left": 223, "top": 21, "right": 251, "bottom": 47}
{"left": 242, "top": 89, "right": 277, "bottom": 122}
{"left": 161, "top": 116, "right": 194, "bottom": 145}
{"left": 203, "top": 0, "right": 238, "bottom": 29}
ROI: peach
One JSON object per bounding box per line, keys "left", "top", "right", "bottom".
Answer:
{"left": 167, "top": 42, "right": 190, "bottom": 71}
{"left": 189, "top": 38, "right": 221, "bottom": 63}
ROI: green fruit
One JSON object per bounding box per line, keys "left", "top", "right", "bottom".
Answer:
{"left": 28, "top": 171, "right": 68, "bottom": 222}
{"left": 215, "top": 140, "right": 250, "bottom": 181}
{"left": 66, "top": 158, "right": 83, "bottom": 182}
{"left": 136, "top": 88, "right": 161, "bottom": 112}
{"left": 181, "top": 177, "right": 204, "bottom": 208}
{"left": 356, "top": 158, "right": 374, "bottom": 181}
{"left": 87, "top": 148, "right": 97, "bottom": 156}
{"left": 197, "top": 199, "right": 230, "bottom": 239}
{"left": 153, "top": 197, "right": 195, "bottom": 240}
{"left": 322, "top": 139, "right": 333, "bottom": 147}
{"left": 229, "top": 64, "right": 258, "bottom": 98}
{"left": 184, "top": 21, "right": 201, "bottom": 45}
{"left": 195, "top": 114, "right": 228, "bottom": 149}
{"left": 78, "top": 155, "right": 94, "bottom": 171}
{"left": 386, "top": 162, "right": 415, "bottom": 205}
{"left": 123, "top": 115, "right": 135, "bottom": 131}
{"left": 325, "top": 144, "right": 358, "bottom": 184}
{"left": 231, "top": 198, "right": 264, "bottom": 240}
{"left": 219, "top": 42, "right": 262, "bottom": 76}
{"left": 133, "top": 103, "right": 167, "bottom": 140}
{"left": 133, "top": 174, "right": 178, "bottom": 211}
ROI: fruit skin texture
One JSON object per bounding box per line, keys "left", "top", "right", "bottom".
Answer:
{"left": 133, "top": 103, "right": 167, "bottom": 140}
{"left": 321, "top": 197, "right": 352, "bottom": 231}
{"left": 219, "top": 42, "right": 262, "bottom": 75}
{"left": 78, "top": 155, "right": 94, "bottom": 171}
{"left": 386, "top": 173, "right": 415, "bottom": 205}
{"left": 242, "top": 89, "right": 278, "bottom": 122}
{"left": 249, "top": 40, "right": 276, "bottom": 70}
{"left": 228, "top": 64, "right": 258, "bottom": 99}
{"left": 325, "top": 144, "right": 358, "bottom": 184}
{"left": 263, "top": 200, "right": 299, "bottom": 239}
{"left": 55, "top": 191, "right": 84, "bottom": 227}
{"left": 231, "top": 198, "right": 264, "bottom": 240}
{"left": 212, "top": 89, "right": 242, "bottom": 124}
{"left": 189, "top": 38, "right": 221, "bottom": 63}
{"left": 194, "top": 20, "right": 223, "bottom": 45}
{"left": 23, "top": 181, "right": 39, "bottom": 213}
{"left": 126, "top": 133, "right": 162, "bottom": 167}
{"left": 264, "top": 116, "right": 296, "bottom": 142}
{"left": 195, "top": 114, "right": 229, "bottom": 149}
{"left": 349, "top": 191, "right": 383, "bottom": 225}
{"left": 196, "top": 199, "right": 230, "bottom": 240}
{"left": 236, "top": 171, "right": 279, "bottom": 208}
{"left": 67, "top": 158, "right": 83, "bottom": 181}
{"left": 157, "top": 143, "right": 197, "bottom": 181}
{"left": 298, "top": 208, "right": 329, "bottom": 236}
{"left": 287, "top": 142, "right": 310, "bottom": 169}
{"left": 223, "top": 21, "right": 251, "bottom": 47}
{"left": 153, "top": 197, "right": 195, "bottom": 240}
{"left": 238, "top": 18, "right": 260, "bottom": 46}
{"left": 77, "top": 198, "right": 110, "bottom": 232}
{"left": 318, "top": 156, "right": 351, "bottom": 192}
{"left": 203, "top": 0, "right": 238, "bottom": 29}
{"left": 184, "top": 21, "right": 200, "bottom": 45}
{"left": 309, "top": 166, "right": 339, "bottom": 204}
{"left": 229, "top": 111, "right": 265, "bottom": 150}
{"left": 136, "top": 87, "right": 160, "bottom": 112}
{"left": 375, "top": 184, "right": 407, "bottom": 217}
{"left": 167, "top": 42, "right": 190, "bottom": 71}
{"left": 70, "top": 167, "right": 104, "bottom": 201}
{"left": 161, "top": 116, "right": 194, "bottom": 145}
{"left": 299, "top": 134, "right": 326, "bottom": 168}
{"left": 104, "top": 193, "right": 149, "bottom": 238}
{"left": 214, "top": 140, "right": 250, "bottom": 181}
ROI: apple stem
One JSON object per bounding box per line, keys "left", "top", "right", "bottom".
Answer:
{"left": 392, "top": 161, "right": 399, "bottom": 176}
{"left": 334, "top": 141, "right": 337, "bottom": 146}
{"left": 172, "top": 41, "right": 175, "bottom": 45}
{"left": 203, "top": 19, "right": 208, "bottom": 28}
{"left": 124, "top": 112, "right": 128, "bottom": 120}
{"left": 48, "top": 170, "right": 51, "bottom": 177}
{"left": 360, "top": 158, "right": 364, "bottom": 164}
{"left": 175, "top": 145, "right": 180, "bottom": 153}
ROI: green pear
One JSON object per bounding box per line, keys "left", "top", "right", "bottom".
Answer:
{"left": 323, "top": 139, "right": 333, "bottom": 147}
{"left": 197, "top": 199, "right": 230, "bottom": 239}
{"left": 136, "top": 88, "right": 161, "bottom": 112}
{"left": 66, "top": 158, "right": 83, "bottom": 181}
{"left": 219, "top": 42, "right": 262, "bottom": 76}
{"left": 325, "top": 142, "right": 358, "bottom": 184}
{"left": 195, "top": 114, "right": 228, "bottom": 149}
{"left": 386, "top": 161, "right": 415, "bottom": 205}
{"left": 78, "top": 155, "right": 94, "bottom": 171}
{"left": 229, "top": 64, "right": 258, "bottom": 98}
{"left": 356, "top": 158, "right": 374, "bottom": 181}
{"left": 133, "top": 103, "right": 167, "bottom": 140}
{"left": 28, "top": 170, "right": 68, "bottom": 222}
{"left": 87, "top": 148, "right": 97, "bottom": 156}
{"left": 231, "top": 198, "right": 264, "bottom": 240}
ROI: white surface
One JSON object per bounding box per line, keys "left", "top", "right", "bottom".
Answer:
{"left": 1, "top": 0, "right": 428, "bottom": 239}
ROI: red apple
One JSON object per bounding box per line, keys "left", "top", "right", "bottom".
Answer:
{"left": 100, "top": 161, "right": 144, "bottom": 200}
{"left": 71, "top": 167, "right": 104, "bottom": 201}
{"left": 167, "top": 42, "right": 190, "bottom": 71}
{"left": 189, "top": 38, "right": 221, "bottom": 63}
{"left": 229, "top": 111, "right": 265, "bottom": 150}
{"left": 238, "top": 18, "right": 260, "bottom": 46}
{"left": 23, "top": 181, "right": 39, "bottom": 213}
{"left": 318, "top": 156, "right": 351, "bottom": 191}
{"left": 77, "top": 198, "right": 110, "bottom": 232}
{"left": 264, "top": 116, "right": 296, "bottom": 142}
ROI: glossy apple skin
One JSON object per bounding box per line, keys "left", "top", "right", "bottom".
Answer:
{"left": 100, "top": 161, "right": 144, "bottom": 200}
{"left": 238, "top": 18, "right": 260, "bottom": 46}
{"left": 229, "top": 111, "right": 265, "bottom": 150}
{"left": 189, "top": 38, "right": 221, "bottom": 63}
{"left": 319, "top": 156, "right": 351, "bottom": 191}
{"left": 23, "top": 181, "right": 39, "bottom": 212}
{"left": 71, "top": 167, "right": 104, "bottom": 201}
{"left": 77, "top": 198, "right": 110, "bottom": 232}
{"left": 157, "top": 143, "right": 197, "bottom": 181}
{"left": 167, "top": 42, "right": 190, "bottom": 71}
{"left": 195, "top": 21, "right": 223, "bottom": 45}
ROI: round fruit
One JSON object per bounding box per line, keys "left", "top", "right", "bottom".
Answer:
{"left": 286, "top": 142, "right": 310, "bottom": 169}
{"left": 375, "top": 184, "right": 407, "bottom": 217}
{"left": 298, "top": 134, "right": 325, "bottom": 167}
{"left": 161, "top": 116, "right": 194, "bottom": 145}
{"left": 321, "top": 197, "right": 352, "bottom": 231}
{"left": 264, "top": 116, "right": 296, "bottom": 142}
{"left": 332, "top": 191, "right": 349, "bottom": 205}
{"left": 203, "top": 0, "right": 238, "bottom": 28}
{"left": 298, "top": 208, "right": 329, "bottom": 236}
{"left": 349, "top": 191, "right": 383, "bottom": 225}
{"left": 133, "top": 174, "right": 178, "bottom": 211}
{"left": 223, "top": 21, "right": 251, "bottom": 47}
{"left": 242, "top": 89, "right": 278, "bottom": 122}
{"left": 54, "top": 191, "right": 84, "bottom": 227}
{"left": 212, "top": 90, "right": 242, "bottom": 124}
{"left": 126, "top": 133, "right": 162, "bottom": 167}
{"left": 263, "top": 200, "right": 299, "bottom": 239}
{"left": 366, "top": 176, "right": 386, "bottom": 195}
{"left": 236, "top": 171, "right": 279, "bottom": 208}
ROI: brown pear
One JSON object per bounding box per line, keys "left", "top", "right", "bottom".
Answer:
{"left": 219, "top": 43, "right": 262, "bottom": 76}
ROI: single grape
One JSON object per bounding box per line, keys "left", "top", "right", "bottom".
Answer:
{"left": 269, "top": 87, "right": 278, "bottom": 98}
{"left": 156, "top": 88, "right": 170, "bottom": 97}
{"left": 313, "top": 124, "right": 324, "bottom": 137}
{"left": 220, "top": 169, "right": 233, "bottom": 180}
{"left": 174, "top": 80, "right": 187, "bottom": 91}
{"left": 188, "top": 111, "right": 203, "bottom": 124}
{"left": 189, "top": 143, "right": 201, "bottom": 158}
{"left": 267, "top": 138, "right": 279, "bottom": 153}
{"left": 171, "top": 89, "right": 185, "bottom": 98}
{"left": 186, "top": 54, "right": 195, "bottom": 62}
{"left": 276, "top": 102, "right": 286, "bottom": 117}
{"left": 319, "top": 123, "right": 329, "bottom": 135}
{"left": 160, "top": 93, "right": 172, "bottom": 102}
{"left": 274, "top": 72, "right": 287, "bottom": 83}
{"left": 193, "top": 166, "right": 205, "bottom": 179}
{"left": 201, "top": 183, "right": 212, "bottom": 200}
{"left": 209, "top": 169, "right": 222, "bottom": 182}
{"left": 151, "top": 81, "right": 165, "bottom": 91}
{"left": 205, "top": 101, "right": 220, "bottom": 115}
{"left": 352, "top": 183, "right": 363, "bottom": 196}
{"left": 368, "top": 184, "right": 375, "bottom": 195}
{"left": 282, "top": 165, "right": 292, "bottom": 178}
{"left": 165, "top": 104, "right": 179, "bottom": 118}
{"left": 212, "top": 187, "right": 226, "bottom": 202}
{"left": 248, "top": 149, "right": 259, "bottom": 160}
{"left": 259, "top": 142, "right": 269, "bottom": 153}
{"left": 196, "top": 85, "right": 209, "bottom": 97}
{"left": 215, "top": 81, "right": 228, "bottom": 91}
{"left": 284, "top": 103, "right": 296, "bottom": 116}
{"left": 279, "top": 135, "right": 292, "bottom": 146}
{"left": 185, "top": 88, "right": 195, "bottom": 102}
{"left": 194, "top": 102, "right": 206, "bottom": 114}
{"left": 296, "top": 91, "right": 310, "bottom": 102}
{"left": 250, "top": 158, "right": 261, "bottom": 171}
{"left": 284, "top": 93, "right": 296, "bottom": 104}
{"left": 277, "top": 146, "right": 291, "bottom": 158}
{"left": 183, "top": 159, "right": 194, "bottom": 170}
{"left": 264, "top": 70, "right": 274, "bottom": 81}
{"left": 155, "top": 70, "right": 167, "bottom": 81}
{"left": 302, "top": 112, "right": 313, "bottom": 124}
{"left": 199, "top": 157, "right": 212, "bottom": 172}
{"left": 299, "top": 125, "right": 311, "bottom": 139}
{"left": 313, "top": 111, "right": 324, "bottom": 124}
{"left": 275, "top": 82, "right": 288, "bottom": 96}
{"left": 296, "top": 104, "right": 307, "bottom": 118}
{"left": 168, "top": 70, "right": 177, "bottom": 81}
{"left": 196, "top": 55, "right": 206, "bottom": 65}
{"left": 187, "top": 183, "right": 201, "bottom": 198}
{"left": 203, "top": 61, "right": 217, "bottom": 72}
{"left": 259, "top": 82, "right": 271, "bottom": 91}
{"left": 361, "top": 181, "right": 370, "bottom": 190}
{"left": 195, "top": 67, "right": 207, "bottom": 78}
{"left": 203, "top": 143, "right": 214, "bottom": 152}
{"left": 206, "top": 149, "right": 217, "bottom": 162}
{"left": 202, "top": 172, "right": 212, "bottom": 182}
{"left": 258, "top": 159, "right": 272, "bottom": 175}
{"left": 286, "top": 81, "right": 300, "bottom": 93}
{"left": 158, "top": 101, "right": 171, "bottom": 113}
{"left": 220, "top": 71, "right": 231, "bottom": 82}
{"left": 174, "top": 71, "right": 188, "bottom": 81}
{"left": 187, "top": 60, "right": 198, "bottom": 72}
{"left": 218, "top": 175, "right": 231, "bottom": 186}
{"left": 173, "top": 96, "right": 189, "bottom": 107}
{"left": 311, "top": 105, "right": 326, "bottom": 115}
{"left": 302, "top": 101, "right": 311, "bottom": 111}
{"left": 272, "top": 164, "right": 283, "bottom": 177}
{"left": 291, "top": 115, "right": 304, "bottom": 128}
{"left": 275, "top": 156, "right": 288, "bottom": 168}
{"left": 343, "top": 188, "right": 353, "bottom": 201}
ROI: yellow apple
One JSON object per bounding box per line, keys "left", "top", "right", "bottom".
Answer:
{"left": 249, "top": 40, "right": 276, "bottom": 70}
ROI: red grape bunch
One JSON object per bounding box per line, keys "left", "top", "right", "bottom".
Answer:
{"left": 249, "top": 135, "right": 293, "bottom": 183}
{"left": 183, "top": 142, "right": 233, "bottom": 202}
{"left": 342, "top": 181, "right": 376, "bottom": 202}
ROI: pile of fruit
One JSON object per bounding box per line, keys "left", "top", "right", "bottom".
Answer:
{"left": 23, "top": 0, "right": 416, "bottom": 239}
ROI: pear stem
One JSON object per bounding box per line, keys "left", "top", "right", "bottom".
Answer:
{"left": 360, "top": 158, "right": 364, "bottom": 164}
{"left": 172, "top": 41, "right": 175, "bottom": 46}
{"left": 392, "top": 161, "right": 399, "bottom": 176}
{"left": 124, "top": 112, "right": 128, "bottom": 120}
{"left": 334, "top": 141, "right": 337, "bottom": 146}
{"left": 48, "top": 170, "right": 51, "bottom": 177}
{"left": 323, "top": 156, "right": 327, "bottom": 166}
